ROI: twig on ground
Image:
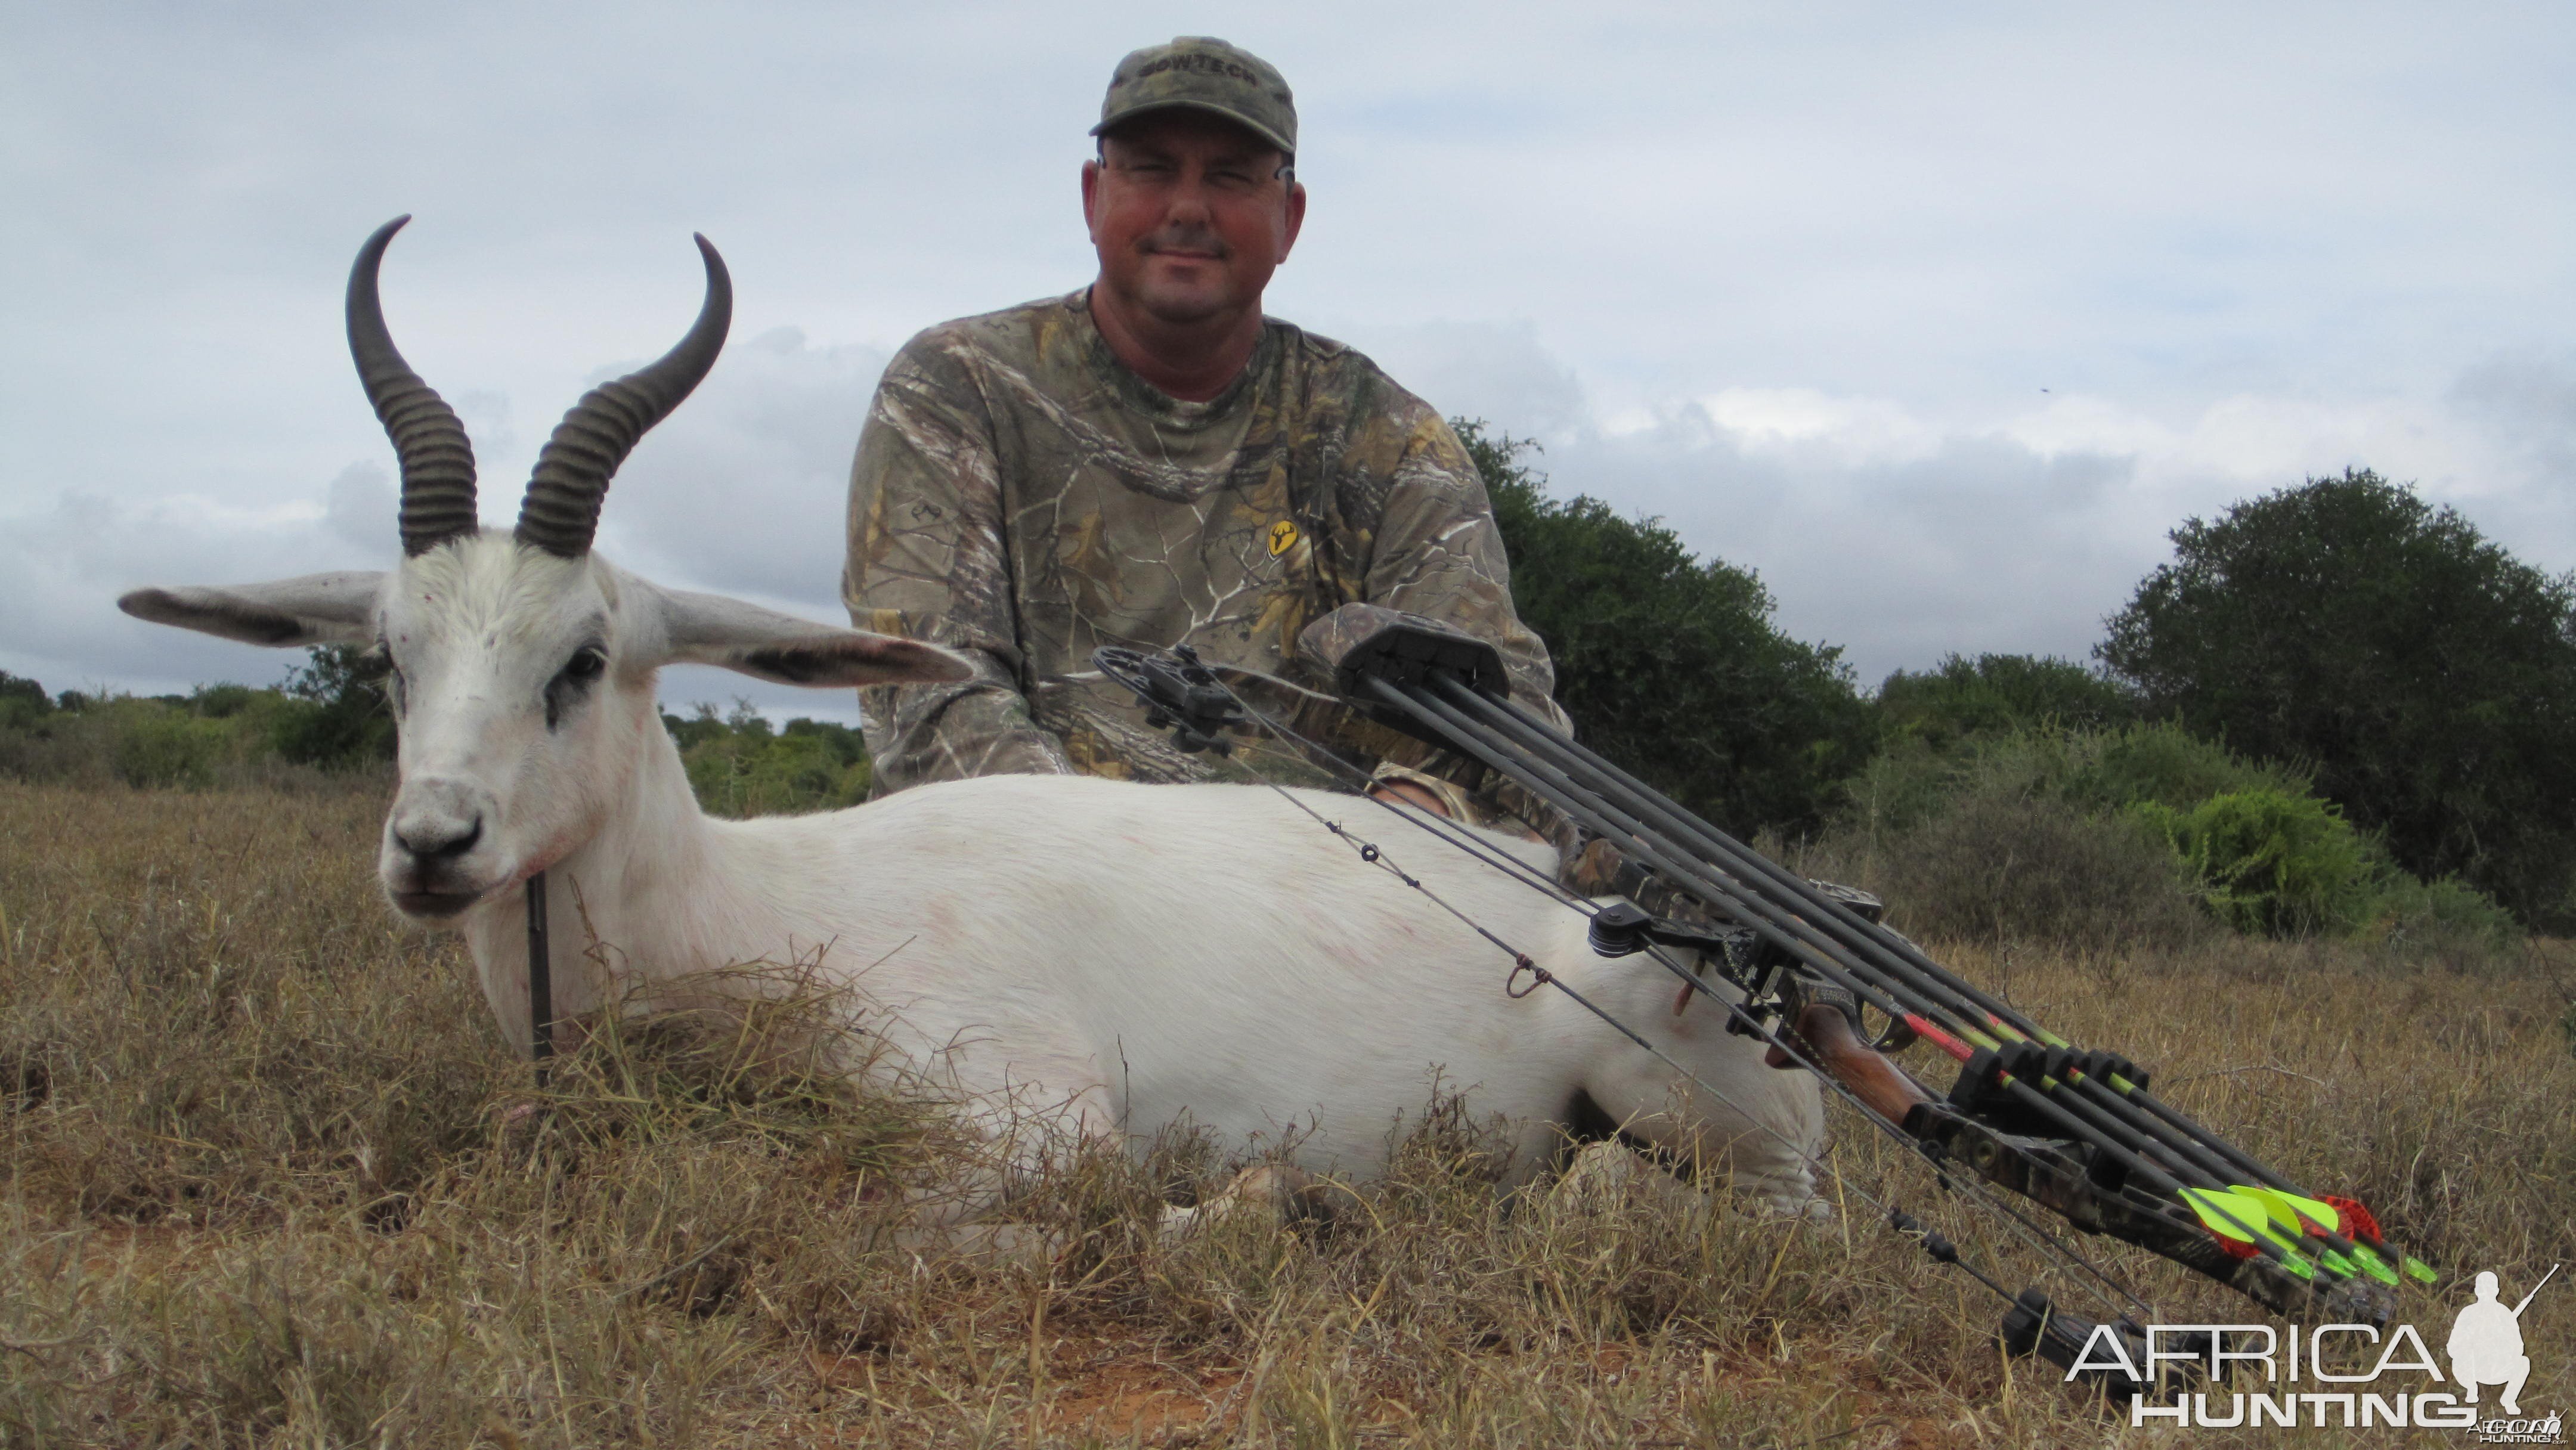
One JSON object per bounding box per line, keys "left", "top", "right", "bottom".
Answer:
{"left": 612, "top": 1231, "right": 742, "bottom": 1300}
{"left": 2165, "top": 1064, "right": 2327, "bottom": 1088}
{"left": 1, "top": 1330, "right": 90, "bottom": 1356}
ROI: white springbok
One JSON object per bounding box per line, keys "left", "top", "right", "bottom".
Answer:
{"left": 121, "top": 219, "right": 1825, "bottom": 1220}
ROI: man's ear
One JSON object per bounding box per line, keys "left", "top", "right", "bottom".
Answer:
{"left": 118, "top": 572, "right": 383, "bottom": 646}
{"left": 659, "top": 587, "right": 974, "bottom": 688}
{"left": 1281, "top": 176, "right": 1306, "bottom": 259}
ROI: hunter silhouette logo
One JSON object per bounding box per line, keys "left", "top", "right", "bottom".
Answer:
{"left": 2453, "top": 1265, "right": 2556, "bottom": 1418}
{"left": 2078, "top": 1261, "right": 2561, "bottom": 1433}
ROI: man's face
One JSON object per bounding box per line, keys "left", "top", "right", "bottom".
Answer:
{"left": 1083, "top": 110, "right": 1306, "bottom": 328}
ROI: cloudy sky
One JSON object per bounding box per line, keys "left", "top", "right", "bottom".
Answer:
{"left": 5, "top": 2, "right": 2571, "bottom": 722}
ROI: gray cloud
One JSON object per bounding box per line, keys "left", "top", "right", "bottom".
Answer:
{"left": 601, "top": 326, "right": 891, "bottom": 615}
{"left": 2451, "top": 352, "right": 2576, "bottom": 484}
{"left": 324, "top": 461, "right": 394, "bottom": 549}
{"left": 1535, "top": 421, "right": 2153, "bottom": 683}
{"left": 1347, "top": 321, "right": 1589, "bottom": 438}
{"left": 1, "top": 486, "right": 373, "bottom": 696}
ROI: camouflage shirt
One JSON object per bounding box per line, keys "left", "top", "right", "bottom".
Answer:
{"left": 843, "top": 289, "right": 1569, "bottom": 808}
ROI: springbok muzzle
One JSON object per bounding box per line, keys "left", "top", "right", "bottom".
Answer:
{"left": 382, "top": 774, "right": 497, "bottom": 917}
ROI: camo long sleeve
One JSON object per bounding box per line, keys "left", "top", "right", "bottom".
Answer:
{"left": 1361, "top": 422, "right": 1572, "bottom": 739}
{"left": 845, "top": 289, "right": 1569, "bottom": 803}
{"left": 843, "top": 351, "right": 1076, "bottom": 793}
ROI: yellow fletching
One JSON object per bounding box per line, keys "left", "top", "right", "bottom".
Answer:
{"left": 2182, "top": 1186, "right": 2300, "bottom": 1256}
{"left": 2181, "top": 1187, "right": 2256, "bottom": 1241}
{"left": 2237, "top": 1185, "right": 2340, "bottom": 1234}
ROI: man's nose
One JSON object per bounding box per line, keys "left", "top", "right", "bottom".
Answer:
{"left": 1161, "top": 173, "right": 1219, "bottom": 220}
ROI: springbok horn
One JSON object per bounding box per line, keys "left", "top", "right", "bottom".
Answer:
{"left": 515, "top": 236, "right": 732, "bottom": 558}
{"left": 348, "top": 215, "right": 479, "bottom": 556}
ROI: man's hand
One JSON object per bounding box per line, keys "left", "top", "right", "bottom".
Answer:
{"left": 1366, "top": 778, "right": 1548, "bottom": 844}
{"left": 1366, "top": 779, "right": 1452, "bottom": 817}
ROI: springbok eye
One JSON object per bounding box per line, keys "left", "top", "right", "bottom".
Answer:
{"left": 543, "top": 645, "right": 609, "bottom": 730}
{"left": 376, "top": 643, "right": 407, "bottom": 716}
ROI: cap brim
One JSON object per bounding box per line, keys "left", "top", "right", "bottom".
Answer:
{"left": 1091, "top": 100, "right": 1293, "bottom": 159}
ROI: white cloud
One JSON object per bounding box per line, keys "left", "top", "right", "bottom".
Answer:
{"left": 1699, "top": 388, "right": 1944, "bottom": 467}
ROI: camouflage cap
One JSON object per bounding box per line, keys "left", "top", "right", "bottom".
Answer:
{"left": 1092, "top": 36, "right": 1296, "bottom": 159}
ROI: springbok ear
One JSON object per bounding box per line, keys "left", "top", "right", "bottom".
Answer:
{"left": 118, "top": 572, "right": 383, "bottom": 647}
{"left": 659, "top": 588, "right": 974, "bottom": 687}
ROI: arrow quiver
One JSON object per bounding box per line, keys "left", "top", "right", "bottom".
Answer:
{"left": 1103, "top": 605, "right": 2436, "bottom": 1359}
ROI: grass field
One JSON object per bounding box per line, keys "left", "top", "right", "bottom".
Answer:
{"left": 1, "top": 779, "right": 2568, "bottom": 1447}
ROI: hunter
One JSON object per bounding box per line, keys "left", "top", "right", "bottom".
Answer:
{"left": 842, "top": 36, "right": 1567, "bottom": 829}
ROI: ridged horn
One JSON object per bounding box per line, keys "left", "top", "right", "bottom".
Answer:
{"left": 515, "top": 235, "right": 731, "bottom": 557}
{"left": 348, "top": 216, "right": 479, "bottom": 556}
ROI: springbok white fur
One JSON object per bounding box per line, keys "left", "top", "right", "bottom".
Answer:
{"left": 122, "top": 537, "right": 1825, "bottom": 1212}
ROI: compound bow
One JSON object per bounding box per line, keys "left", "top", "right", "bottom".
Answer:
{"left": 1098, "top": 604, "right": 2436, "bottom": 1396}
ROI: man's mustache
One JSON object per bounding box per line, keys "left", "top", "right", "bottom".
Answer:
{"left": 1141, "top": 226, "right": 1228, "bottom": 258}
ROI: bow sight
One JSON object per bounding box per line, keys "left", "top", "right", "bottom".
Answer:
{"left": 1100, "top": 604, "right": 2436, "bottom": 1389}
{"left": 1093, "top": 644, "right": 1246, "bottom": 755}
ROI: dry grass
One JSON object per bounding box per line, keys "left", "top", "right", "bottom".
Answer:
{"left": 1, "top": 779, "right": 2569, "bottom": 1447}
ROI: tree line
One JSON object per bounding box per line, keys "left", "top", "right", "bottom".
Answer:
{"left": 1466, "top": 419, "right": 2575, "bottom": 937}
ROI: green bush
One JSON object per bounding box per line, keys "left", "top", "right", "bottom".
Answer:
{"left": 102, "top": 700, "right": 236, "bottom": 790}
{"left": 273, "top": 646, "right": 397, "bottom": 769}
{"left": 0, "top": 672, "right": 49, "bottom": 732}
{"left": 2368, "top": 873, "right": 2524, "bottom": 960}
{"left": 2131, "top": 788, "right": 2376, "bottom": 936}
{"left": 1875, "top": 653, "right": 2135, "bottom": 752}
{"left": 668, "top": 703, "right": 871, "bottom": 818}
{"left": 2056, "top": 723, "right": 2303, "bottom": 815}
{"left": 2101, "top": 468, "right": 2576, "bottom": 924}
{"left": 0, "top": 656, "right": 393, "bottom": 792}
{"left": 1841, "top": 720, "right": 2297, "bottom": 839}
{"left": 1827, "top": 720, "right": 2519, "bottom": 951}
{"left": 1788, "top": 780, "right": 2212, "bottom": 955}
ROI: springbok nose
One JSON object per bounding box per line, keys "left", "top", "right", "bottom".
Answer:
{"left": 398, "top": 816, "right": 482, "bottom": 861}
{"left": 389, "top": 775, "right": 495, "bottom": 867}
